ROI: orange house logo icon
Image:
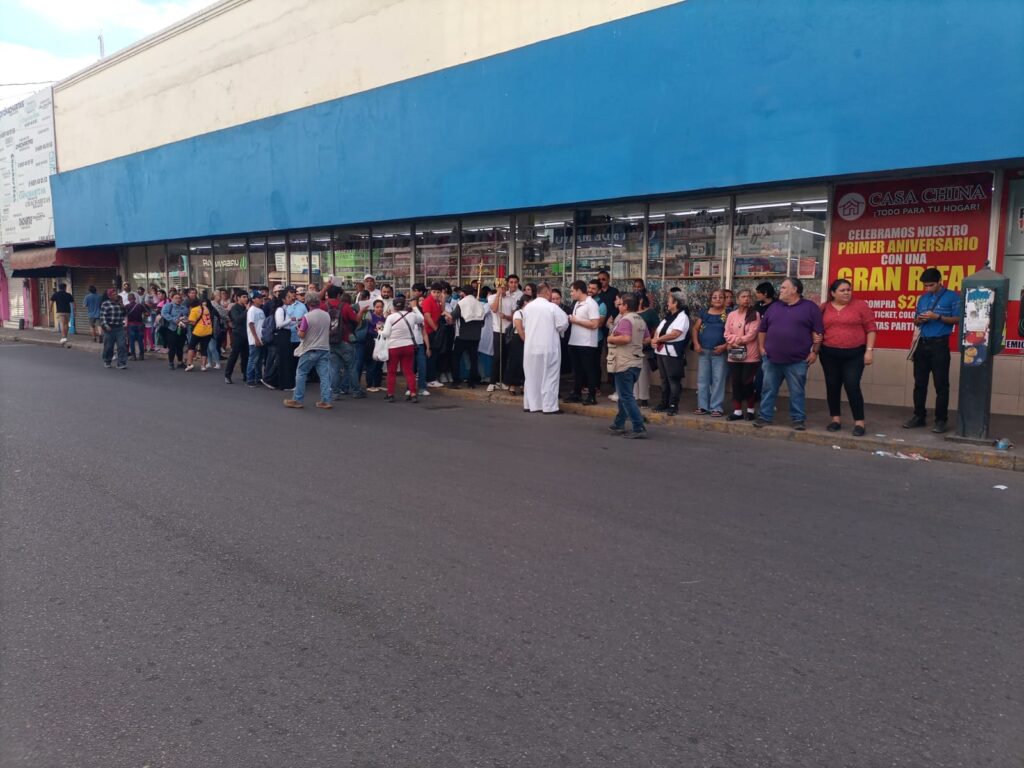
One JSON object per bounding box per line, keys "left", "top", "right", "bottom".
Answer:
{"left": 837, "top": 192, "right": 866, "bottom": 221}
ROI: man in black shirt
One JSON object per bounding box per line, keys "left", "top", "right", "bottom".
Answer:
{"left": 223, "top": 291, "right": 251, "bottom": 384}
{"left": 51, "top": 283, "right": 75, "bottom": 343}
{"left": 596, "top": 270, "right": 620, "bottom": 388}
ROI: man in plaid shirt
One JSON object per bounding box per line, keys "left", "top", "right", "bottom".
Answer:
{"left": 100, "top": 288, "right": 128, "bottom": 369}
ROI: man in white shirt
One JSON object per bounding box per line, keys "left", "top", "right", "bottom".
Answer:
{"left": 363, "top": 274, "right": 382, "bottom": 301}
{"left": 566, "top": 279, "right": 602, "bottom": 405}
{"left": 379, "top": 283, "right": 395, "bottom": 314}
{"left": 487, "top": 274, "right": 523, "bottom": 391}
{"left": 245, "top": 293, "right": 267, "bottom": 387}
{"left": 521, "top": 283, "right": 569, "bottom": 414}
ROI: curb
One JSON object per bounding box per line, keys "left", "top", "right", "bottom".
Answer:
{"left": 434, "top": 386, "right": 1023, "bottom": 473}
{"left": 0, "top": 335, "right": 99, "bottom": 353}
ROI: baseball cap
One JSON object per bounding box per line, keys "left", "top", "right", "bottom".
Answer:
{"left": 272, "top": 284, "right": 285, "bottom": 293}
{"left": 363, "top": 273, "right": 375, "bottom": 281}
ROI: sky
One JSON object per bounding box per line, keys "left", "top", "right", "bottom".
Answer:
{"left": 0, "top": 0, "right": 216, "bottom": 107}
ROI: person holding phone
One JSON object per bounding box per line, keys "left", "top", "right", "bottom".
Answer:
{"left": 904, "top": 267, "right": 960, "bottom": 434}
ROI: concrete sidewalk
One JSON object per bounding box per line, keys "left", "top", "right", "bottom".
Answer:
{"left": 3, "top": 326, "right": 1022, "bottom": 472}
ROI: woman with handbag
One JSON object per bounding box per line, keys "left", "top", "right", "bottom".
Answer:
{"left": 502, "top": 294, "right": 532, "bottom": 396}
{"left": 819, "top": 278, "right": 877, "bottom": 436}
{"left": 691, "top": 289, "right": 729, "bottom": 416}
{"left": 651, "top": 292, "right": 690, "bottom": 416}
{"left": 365, "top": 299, "right": 387, "bottom": 391}
{"left": 379, "top": 296, "right": 423, "bottom": 402}
{"left": 724, "top": 289, "right": 762, "bottom": 421}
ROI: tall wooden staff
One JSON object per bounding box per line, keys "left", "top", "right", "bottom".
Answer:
{"left": 495, "top": 263, "right": 507, "bottom": 389}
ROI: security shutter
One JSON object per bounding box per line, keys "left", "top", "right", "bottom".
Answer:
{"left": 69, "top": 268, "right": 117, "bottom": 335}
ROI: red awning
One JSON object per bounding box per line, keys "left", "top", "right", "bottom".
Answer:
{"left": 10, "top": 246, "right": 119, "bottom": 271}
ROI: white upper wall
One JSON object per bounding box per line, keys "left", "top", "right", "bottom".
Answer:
{"left": 54, "top": 0, "right": 681, "bottom": 172}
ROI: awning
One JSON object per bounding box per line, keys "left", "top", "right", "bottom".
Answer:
{"left": 10, "top": 246, "right": 119, "bottom": 276}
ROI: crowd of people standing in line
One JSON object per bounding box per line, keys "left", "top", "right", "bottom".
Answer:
{"left": 73, "top": 264, "right": 958, "bottom": 435}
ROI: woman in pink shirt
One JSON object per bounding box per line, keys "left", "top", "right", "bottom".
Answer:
{"left": 819, "top": 278, "right": 878, "bottom": 436}
{"left": 724, "top": 289, "right": 762, "bottom": 421}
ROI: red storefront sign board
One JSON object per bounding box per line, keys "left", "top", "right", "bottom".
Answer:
{"left": 828, "top": 172, "right": 992, "bottom": 350}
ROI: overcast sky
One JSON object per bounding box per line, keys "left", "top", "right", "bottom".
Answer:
{"left": 0, "top": 0, "right": 215, "bottom": 107}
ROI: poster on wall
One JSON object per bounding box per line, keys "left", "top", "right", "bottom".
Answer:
{"left": 828, "top": 172, "right": 992, "bottom": 350}
{"left": 0, "top": 87, "right": 56, "bottom": 244}
{"left": 1000, "top": 175, "right": 1024, "bottom": 355}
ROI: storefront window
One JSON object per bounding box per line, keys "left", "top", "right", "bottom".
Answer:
{"left": 268, "top": 237, "right": 287, "bottom": 287}
{"left": 146, "top": 244, "right": 166, "bottom": 288}
{"left": 460, "top": 215, "right": 510, "bottom": 288}
{"left": 648, "top": 197, "right": 730, "bottom": 310}
{"left": 371, "top": 225, "right": 412, "bottom": 295}
{"left": 732, "top": 188, "right": 827, "bottom": 303}
{"left": 167, "top": 242, "right": 188, "bottom": 290}
{"left": 332, "top": 228, "right": 371, "bottom": 290}
{"left": 213, "top": 238, "right": 247, "bottom": 293}
{"left": 310, "top": 231, "right": 331, "bottom": 288}
{"left": 515, "top": 210, "right": 573, "bottom": 289}
{"left": 190, "top": 240, "right": 213, "bottom": 295}
{"left": 288, "top": 232, "right": 310, "bottom": 288}
{"left": 574, "top": 204, "right": 645, "bottom": 291}
{"left": 416, "top": 220, "right": 459, "bottom": 286}
{"left": 126, "top": 246, "right": 147, "bottom": 290}
{"left": 247, "top": 236, "right": 268, "bottom": 289}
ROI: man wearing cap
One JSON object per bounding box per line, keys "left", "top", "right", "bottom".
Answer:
{"left": 904, "top": 267, "right": 960, "bottom": 434}
{"left": 363, "top": 275, "right": 382, "bottom": 301}
{"left": 284, "top": 293, "right": 333, "bottom": 410}
{"left": 99, "top": 289, "right": 128, "bottom": 369}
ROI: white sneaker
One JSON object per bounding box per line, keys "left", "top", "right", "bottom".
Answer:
{"left": 185, "top": 364, "right": 195, "bottom": 372}
{"left": 427, "top": 380, "right": 443, "bottom": 388}
{"left": 201, "top": 365, "right": 209, "bottom": 371}
{"left": 59, "top": 337, "right": 67, "bottom": 343}
{"left": 212, "top": 363, "right": 220, "bottom": 369}
{"left": 404, "top": 389, "right": 411, "bottom": 396}
{"left": 486, "top": 384, "right": 496, "bottom": 392}
{"left": 419, "top": 389, "right": 430, "bottom": 396}
{"left": 496, "top": 383, "right": 508, "bottom": 391}
{"left": 608, "top": 392, "right": 619, "bottom": 401}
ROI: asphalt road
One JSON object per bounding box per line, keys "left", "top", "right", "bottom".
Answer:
{"left": 1, "top": 342, "right": 1022, "bottom": 768}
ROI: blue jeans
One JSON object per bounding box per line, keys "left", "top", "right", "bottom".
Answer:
{"left": 759, "top": 360, "right": 808, "bottom": 424}
{"left": 415, "top": 343, "right": 427, "bottom": 392}
{"left": 207, "top": 337, "right": 221, "bottom": 365}
{"left": 294, "top": 349, "right": 331, "bottom": 404}
{"left": 612, "top": 367, "right": 644, "bottom": 432}
{"left": 246, "top": 344, "right": 264, "bottom": 384}
{"left": 102, "top": 327, "right": 127, "bottom": 366}
{"left": 330, "top": 342, "right": 356, "bottom": 395}
{"left": 366, "top": 359, "right": 383, "bottom": 388}
{"left": 696, "top": 350, "right": 727, "bottom": 412}
{"left": 127, "top": 325, "right": 145, "bottom": 358}
{"left": 353, "top": 340, "right": 366, "bottom": 391}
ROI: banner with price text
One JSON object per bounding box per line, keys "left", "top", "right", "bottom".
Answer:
{"left": 828, "top": 172, "right": 992, "bottom": 350}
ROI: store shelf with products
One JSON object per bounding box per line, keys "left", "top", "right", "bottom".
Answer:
{"left": 330, "top": 249, "right": 371, "bottom": 289}
{"left": 374, "top": 249, "right": 412, "bottom": 291}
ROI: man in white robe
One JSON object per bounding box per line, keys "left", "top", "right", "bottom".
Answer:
{"left": 521, "top": 283, "right": 569, "bottom": 413}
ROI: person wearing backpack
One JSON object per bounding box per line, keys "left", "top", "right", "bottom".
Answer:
{"left": 325, "top": 286, "right": 363, "bottom": 400}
